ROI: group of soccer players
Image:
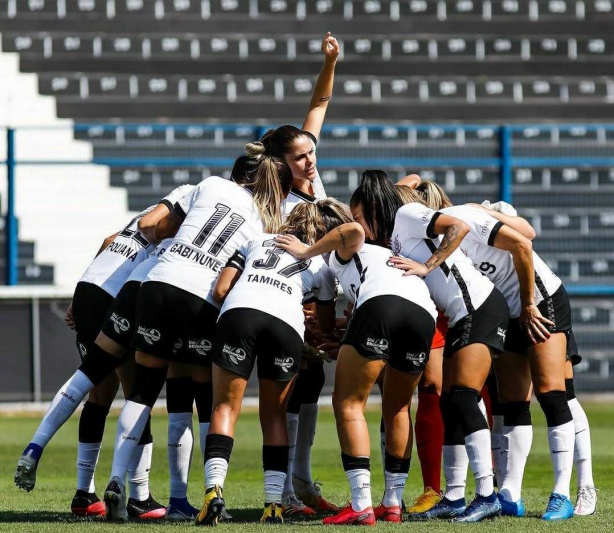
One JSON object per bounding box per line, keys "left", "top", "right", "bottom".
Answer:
{"left": 14, "top": 32, "right": 597, "bottom": 525}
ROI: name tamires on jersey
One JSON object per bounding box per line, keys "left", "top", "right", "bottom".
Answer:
{"left": 145, "top": 177, "right": 265, "bottom": 306}
{"left": 220, "top": 234, "right": 336, "bottom": 338}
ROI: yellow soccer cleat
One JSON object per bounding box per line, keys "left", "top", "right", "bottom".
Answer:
{"left": 406, "top": 487, "right": 442, "bottom": 514}
{"left": 260, "top": 502, "right": 284, "bottom": 524}
{"left": 195, "top": 485, "right": 225, "bottom": 526}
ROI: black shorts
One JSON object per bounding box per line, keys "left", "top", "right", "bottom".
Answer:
{"left": 213, "top": 308, "right": 303, "bottom": 382}
{"left": 132, "top": 281, "right": 218, "bottom": 365}
{"left": 444, "top": 288, "right": 509, "bottom": 358}
{"left": 503, "top": 285, "right": 580, "bottom": 363}
{"left": 342, "top": 295, "right": 435, "bottom": 374}
{"left": 100, "top": 280, "right": 141, "bottom": 351}
{"left": 72, "top": 281, "right": 114, "bottom": 361}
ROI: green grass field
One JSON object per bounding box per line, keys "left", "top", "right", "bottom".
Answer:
{"left": 0, "top": 402, "right": 611, "bottom": 532}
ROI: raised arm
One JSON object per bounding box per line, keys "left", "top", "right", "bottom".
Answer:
{"left": 275, "top": 222, "right": 364, "bottom": 262}
{"left": 301, "top": 32, "right": 340, "bottom": 139}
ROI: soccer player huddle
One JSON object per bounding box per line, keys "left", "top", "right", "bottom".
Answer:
{"left": 14, "top": 33, "right": 596, "bottom": 525}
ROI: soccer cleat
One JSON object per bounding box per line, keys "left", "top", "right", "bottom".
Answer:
{"left": 542, "top": 492, "right": 574, "bottom": 521}
{"left": 406, "top": 487, "right": 442, "bottom": 514}
{"left": 451, "top": 493, "right": 501, "bottom": 523}
{"left": 14, "top": 447, "right": 41, "bottom": 492}
{"left": 282, "top": 494, "right": 316, "bottom": 517}
{"left": 407, "top": 497, "right": 466, "bottom": 521}
{"left": 498, "top": 493, "right": 526, "bottom": 517}
{"left": 71, "top": 490, "right": 106, "bottom": 517}
{"left": 574, "top": 485, "right": 597, "bottom": 516}
{"left": 373, "top": 503, "right": 402, "bottom": 522}
{"left": 195, "top": 485, "right": 225, "bottom": 526}
{"left": 104, "top": 476, "right": 128, "bottom": 522}
{"left": 293, "top": 477, "right": 339, "bottom": 512}
{"left": 322, "top": 504, "right": 375, "bottom": 526}
{"left": 166, "top": 498, "right": 199, "bottom": 521}
{"left": 127, "top": 493, "right": 166, "bottom": 519}
{"left": 260, "top": 502, "right": 284, "bottom": 524}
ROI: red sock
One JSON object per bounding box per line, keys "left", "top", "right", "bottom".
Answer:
{"left": 415, "top": 390, "right": 443, "bottom": 493}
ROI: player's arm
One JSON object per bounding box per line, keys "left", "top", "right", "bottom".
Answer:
{"left": 388, "top": 213, "right": 469, "bottom": 277}
{"left": 212, "top": 266, "right": 241, "bottom": 304}
{"left": 275, "top": 222, "right": 365, "bottom": 262}
{"left": 154, "top": 206, "right": 184, "bottom": 241}
{"left": 396, "top": 173, "right": 421, "bottom": 189}
{"left": 467, "top": 202, "right": 536, "bottom": 240}
{"left": 301, "top": 32, "right": 340, "bottom": 139}
{"left": 213, "top": 249, "right": 246, "bottom": 303}
{"left": 138, "top": 203, "right": 173, "bottom": 244}
{"left": 492, "top": 226, "right": 553, "bottom": 343}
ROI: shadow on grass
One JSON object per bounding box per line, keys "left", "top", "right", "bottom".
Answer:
{"left": 0, "top": 511, "right": 102, "bottom": 523}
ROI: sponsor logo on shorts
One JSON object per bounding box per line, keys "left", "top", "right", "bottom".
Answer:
{"left": 77, "top": 342, "right": 87, "bottom": 358}
{"left": 110, "top": 312, "right": 130, "bottom": 334}
{"left": 173, "top": 338, "right": 183, "bottom": 353}
{"left": 137, "top": 326, "right": 161, "bottom": 345}
{"left": 189, "top": 339, "right": 212, "bottom": 356}
{"left": 274, "top": 357, "right": 294, "bottom": 373}
{"left": 223, "top": 344, "right": 246, "bottom": 365}
{"left": 366, "top": 337, "right": 389, "bottom": 355}
{"left": 405, "top": 351, "right": 427, "bottom": 364}
{"left": 497, "top": 327, "right": 507, "bottom": 340}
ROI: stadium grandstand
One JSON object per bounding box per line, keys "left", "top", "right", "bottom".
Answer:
{"left": 0, "top": 0, "right": 613, "bottom": 401}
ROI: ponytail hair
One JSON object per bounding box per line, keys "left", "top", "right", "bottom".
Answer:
{"left": 350, "top": 170, "right": 402, "bottom": 246}
{"left": 231, "top": 141, "right": 265, "bottom": 184}
{"left": 237, "top": 141, "right": 292, "bottom": 233}
{"left": 416, "top": 180, "right": 453, "bottom": 210}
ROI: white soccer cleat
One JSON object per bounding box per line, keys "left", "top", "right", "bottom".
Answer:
{"left": 574, "top": 485, "right": 597, "bottom": 516}
{"left": 14, "top": 451, "right": 39, "bottom": 492}
{"left": 104, "top": 476, "right": 128, "bottom": 522}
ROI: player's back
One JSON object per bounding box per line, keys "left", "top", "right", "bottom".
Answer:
{"left": 148, "top": 177, "right": 264, "bottom": 304}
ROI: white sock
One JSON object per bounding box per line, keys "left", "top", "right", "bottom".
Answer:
{"left": 293, "top": 403, "right": 318, "bottom": 483}
{"left": 466, "top": 428, "right": 494, "bottom": 496}
{"left": 382, "top": 471, "right": 407, "bottom": 508}
{"left": 110, "top": 401, "right": 151, "bottom": 483}
{"left": 346, "top": 468, "right": 372, "bottom": 512}
{"left": 32, "top": 370, "right": 93, "bottom": 448}
{"left": 443, "top": 444, "right": 468, "bottom": 501}
{"left": 205, "top": 457, "right": 228, "bottom": 490}
{"left": 284, "top": 413, "right": 299, "bottom": 496}
{"left": 199, "top": 422, "right": 210, "bottom": 460}
{"left": 168, "top": 412, "right": 194, "bottom": 499}
{"left": 499, "top": 425, "right": 532, "bottom": 502}
{"left": 568, "top": 398, "right": 594, "bottom": 488}
{"left": 264, "top": 470, "right": 286, "bottom": 505}
{"left": 548, "top": 421, "right": 575, "bottom": 498}
{"left": 76, "top": 442, "right": 101, "bottom": 492}
{"left": 128, "top": 442, "right": 152, "bottom": 501}
{"left": 491, "top": 415, "right": 504, "bottom": 483}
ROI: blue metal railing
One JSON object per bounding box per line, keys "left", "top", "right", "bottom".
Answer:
{"left": 3, "top": 123, "right": 614, "bottom": 294}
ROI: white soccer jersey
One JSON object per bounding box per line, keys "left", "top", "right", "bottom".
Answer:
{"left": 146, "top": 176, "right": 265, "bottom": 305}
{"left": 327, "top": 243, "right": 436, "bottom": 321}
{"left": 79, "top": 207, "right": 155, "bottom": 297}
{"left": 282, "top": 188, "right": 318, "bottom": 219}
{"left": 391, "top": 203, "right": 495, "bottom": 326}
{"left": 125, "top": 185, "right": 196, "bottom": 284}
{"left": 442, "top": 205, "right": 562, "bottom": 318}
{"left": 220, "top": 234, "right": 336, "bottom": 338}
